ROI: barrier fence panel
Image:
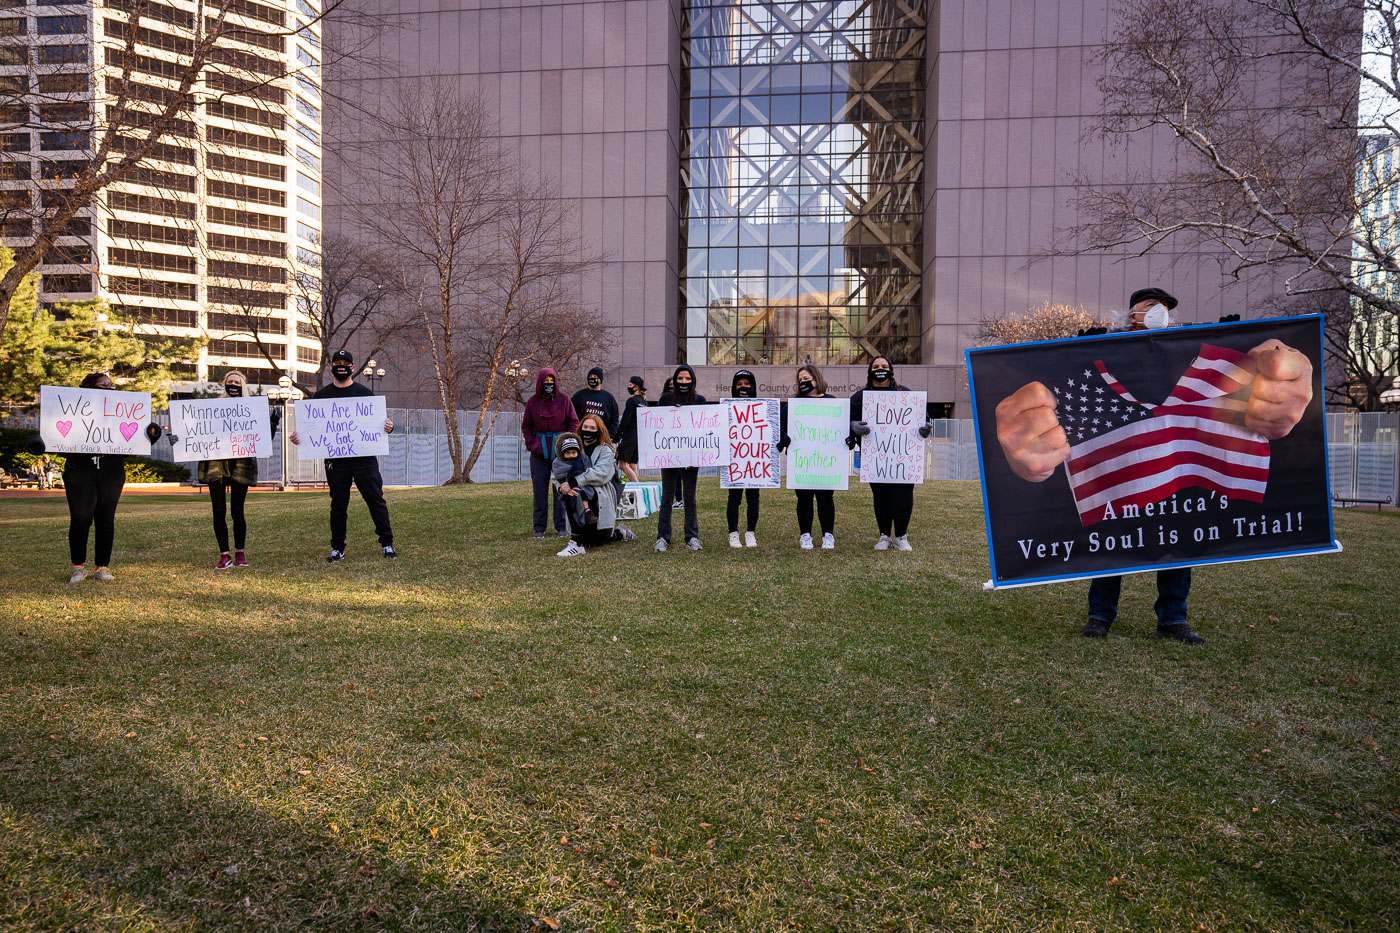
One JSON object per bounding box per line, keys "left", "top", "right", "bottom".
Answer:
{"left": 1325, "top": 411, "right": 1399, "bottom": 504}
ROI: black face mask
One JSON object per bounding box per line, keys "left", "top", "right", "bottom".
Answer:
{"left": 735, "top": 383, "right": 755, "bottom": 398}
{"left": 872, "top": 369, "right": 891, "bottom": 384}
{"left": 332, "top": 366, "right": 352, "bottom": 380}
{"left": 580, "top": 429, "right": 599, "bottom": 444}
{"left": 543, "top": 382, "right": 556, "bottom": 396}
{"left": 588, "top": 377, "right": 601, "bottom": 389}
{"left": 676, "top": 380, "right": 693, "bottom": 394}
{"left": 627, "top": 385, "right": 638, "bottom": 396}
{"left": 797, "top": 379, "right": 814, "bottom": 396}
{"left": 225, "top": 383, "right": 243, "bottom": 397}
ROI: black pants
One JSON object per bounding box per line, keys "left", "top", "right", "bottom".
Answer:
{"left": 529, "top": 454, "right": 565, "bottom": 534}
{"left": 657, "top": 467, "right": 699, "bottom": 544}
{"left": 65, "top": 465, "right": 125, "bottom": 567}
{"left": 870, "top": 482, "right": 914, "bottom": 537}
{"left": 796, "top": 489, "right": 835, "bottom": 536}
{"left": 726, "top": 488, "right": 760, "bottom": 533}
{"left": 572, "top": 522, "right": 620, "bottom": 547}
{"left": 210, "top": 480, "right": 249, "bottom": 553}
{"left": 326, "top": 457, "right": 393, "bottom": 550}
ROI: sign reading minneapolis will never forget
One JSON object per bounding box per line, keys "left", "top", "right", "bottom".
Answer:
{"left": 965, "top": 316, "right": 1339, "bottom": 588}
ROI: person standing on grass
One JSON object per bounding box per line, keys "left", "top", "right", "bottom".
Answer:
{"left": 522, "top": 367, "right": 579, "bottom": 538}
{"left": 571, "top": 365, "right": 621, "bottom": 439}
{"left": 183, "top": 371, "right": 281, "bottom": 569}
{"left": 30, "top": 372, "right": 158, "bottom": 583}
{"left": 555, "top": 412, "right": 637, "bottom": 557}
{"left": 655, "top": 364, "right": 708, "bottom": 551}
{"left": 725, "top": 369, "right": 763, "bottom": 549}
{"left": 779, "top": 364, "right": 838, "bottom": 550}
{"left": 289, "top": 350, "right": 398, "bottom": 562}
{"left": 615, "top": 375, "right": 646, "bottom": 482}
{"left": 848, "top": 356, "right": 935, "bottom": 552}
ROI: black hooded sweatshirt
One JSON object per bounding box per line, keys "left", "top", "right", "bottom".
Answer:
{"left": 571, "top": 366, "right": 620, "bottom": 437}
{"left": 779, "top": 377, "right": 835, "bottom": 449}
{"left": 848, "top": 359, "right": 907, "bottom": 449}
{"left": 729, "top": 369, "right": 757, "bottom": 399}
{"left": 657, "top": 364, "right": 708, "bottom": 407}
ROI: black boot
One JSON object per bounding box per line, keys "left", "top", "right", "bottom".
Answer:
{"left": 1081, "top": 617, "right": 1112, "bottom": 638}
{"left": 1156, "top": 622, "right": 1204, "bottom": 645}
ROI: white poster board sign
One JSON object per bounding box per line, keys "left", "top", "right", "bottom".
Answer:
{"left": 721, "top": 398, "right": 781, "bottom": 488}
{"left": 859, "top": 390, "right": 925, "bottom": 484}
{"left": 39, "top": 385, "right": 152, "bottom": 456}
{"left": 168, "top": 396, "right": 273, "bottom": 462}
{"left": 785, "top": 398, "right": 850, "bottom": 490}
{"left": 637, "top": 404, "right": 725, "bottom": 469}
{"left": 294, "top": 395, "right": 389, "bottom": 459}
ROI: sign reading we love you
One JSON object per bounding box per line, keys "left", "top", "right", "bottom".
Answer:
{"left": 40, "top": 385, "right": 152, "bottom": 455}
{"left": 294, "top": 395, "right": 389, "bottom": 459}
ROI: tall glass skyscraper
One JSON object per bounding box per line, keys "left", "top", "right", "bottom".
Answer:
{"left": 680, "top": 0, "right": 925, "bottom": 366}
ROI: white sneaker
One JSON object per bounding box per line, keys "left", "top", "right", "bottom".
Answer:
{"left": 616, "top": 523, "right": 637, "bottom": 542}
{"left": 93, "top": 568, "right": 115, "bottom": 581}
{"left": 654, "top": 538, "right": 668, "bottom": 552}
{"left": 744, "top": 531, "right": 757, "bottom": 548}
{"left": 799, "top": 533, "right": 814, "bottom": 550}
{"left": 893, "top": 535, "right": 912, "bottom": 552}
{"left": 874, "top": 535, "right": 891, "bottom": 551}
{"left": 729, "top": 531, "right": 742, "bottom": 549}
{"left": 556, "top": 541, "right": 586, "bottom": 557}
{"left": 687, "top": 537, "right": 703, "bottom": 551}
{"left": 822, "top": 533, "right": 835, "bottom": 549}
{"left": 69, "top": 566, "right": 88, "bottom": 584}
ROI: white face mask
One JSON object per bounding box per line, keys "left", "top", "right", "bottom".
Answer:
{"left": 1142, "top": 303, "right": 1171, "bottom": 330}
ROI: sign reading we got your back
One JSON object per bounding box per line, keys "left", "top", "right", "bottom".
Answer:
{"left": 40, "top": 385, "right": 152, "bottom": 456}
{"left": 294, "top": 395, "right": 389, "bottom": 459}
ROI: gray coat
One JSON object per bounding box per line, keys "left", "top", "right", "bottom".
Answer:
{"left": 554, "top": 442, "right": 619, "bottom": 532}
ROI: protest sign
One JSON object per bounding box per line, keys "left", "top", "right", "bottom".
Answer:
{"left": 167, "top": 396, "right": 273, "bottom": 462}
{"left": 965, "top": 315, "right": 1340, "bottom": 588}
{"left": 39, "top": 385, "right": 152, "bottom": 456}
{"left": 859, "top": 390, "right": 926, "bottom": 484}
{"left": 637, "top": 404, "right": 724, "bottom": 469}
{"left": 721, "top": 398, "right": 781, "bottom": 488}
{"left": 294, "top": 395, "right": 389, "bottom": 459}
{"left": 785, "top": 398, "right": 850, "bottom": 490}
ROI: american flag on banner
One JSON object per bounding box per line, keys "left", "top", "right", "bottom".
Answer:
{"left": 1055, "top": 344, "right": 1270, "bottom": 526}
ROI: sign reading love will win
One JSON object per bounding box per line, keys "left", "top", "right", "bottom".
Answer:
{"left": 39, "top": 385, "right": 153, "bottom": 456}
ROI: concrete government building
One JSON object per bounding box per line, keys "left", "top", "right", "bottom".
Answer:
{"left": 328, "top": 0, "right": 1290, "bottom": 414}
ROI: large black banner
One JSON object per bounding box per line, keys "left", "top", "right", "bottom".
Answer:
{"left": 965, "top": 316, "right": 1339, "bottom": 588}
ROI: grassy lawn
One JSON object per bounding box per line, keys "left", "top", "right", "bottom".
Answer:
{"left": 1, "top": 480, "right": 1397, "bottom": 931}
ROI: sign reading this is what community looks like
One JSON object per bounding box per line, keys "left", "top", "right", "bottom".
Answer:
{"left": 168, "top": 396, "right": 273, "bottom": 462}
{"left": 39, "top": 385, "right": 152, "bottom": 456}
{"left": 637, "top": 404, "right": 725, "bottom": 470}
{"left": 294, "top": 396, "right": 389, "bottom": 459}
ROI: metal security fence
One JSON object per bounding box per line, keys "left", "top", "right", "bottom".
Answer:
{"left": 1327, "top": 411, "right": 1400, "bottom": 505}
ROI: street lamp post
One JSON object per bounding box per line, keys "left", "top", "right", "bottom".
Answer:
{"left": 268, "top": 374, "right": 297, "bottom": 489}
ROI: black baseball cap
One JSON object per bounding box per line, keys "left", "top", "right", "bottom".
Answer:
{"left": 1128, "top": 287, "right": 1178, "bottom": 310}
{"left": 331, "top": 349, "right": 354, "bottom": 364}
{"left": 628, "top": 375, "right": 645, "bottom": 389}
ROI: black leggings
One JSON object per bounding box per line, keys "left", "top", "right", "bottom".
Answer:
{"left": 210, "top": 480, "right": 249, "bottom": 552}
{"left": 726, "top": 488, "right": 760, "bottom": 533}
{"left": 870, "top": 482, "right": 914, "bottom": 537}
{"left": 795, "top": 489, "right": 835, "bottom": 536}
{"left": 65, "top": 466, "right": 125, "bottom": 567}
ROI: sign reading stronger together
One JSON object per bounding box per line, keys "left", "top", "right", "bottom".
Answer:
{"left": 294, "top": 396, "right": 389, "bottom": 459}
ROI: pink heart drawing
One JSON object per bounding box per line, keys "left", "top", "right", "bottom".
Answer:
{"left": 55, "top": 420, "right": 72, "bottom": 437}
{"left": 120, "top": 421, "right": 139, "bottom": 442}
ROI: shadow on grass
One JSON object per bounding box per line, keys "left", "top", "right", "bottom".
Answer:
{"left": 0, "top": 726, "right": 530, "bottom": 931}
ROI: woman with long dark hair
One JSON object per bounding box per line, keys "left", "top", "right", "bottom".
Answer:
{"left": 780, "top": 364, "right": 838, "bottom": 550}
{"left": 195, "top": 371, "right": 280, "bottom": 568}
{"left": 848, "top": 356, "right": 932, "bottom": 551}
{"left": 614, "top": 375, "right": 646, "bottom": 483}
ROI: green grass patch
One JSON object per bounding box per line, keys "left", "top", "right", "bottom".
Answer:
{"left": 1, "top": 481, "right": 1397, "bottom": 930}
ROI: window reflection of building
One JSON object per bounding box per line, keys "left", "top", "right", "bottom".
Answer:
{"left": 680, "top": 0, "right": 925, "bottom": 366}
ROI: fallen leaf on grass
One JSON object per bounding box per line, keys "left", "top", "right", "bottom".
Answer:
{"left": 856, "top": 757, "right": 877, "bottom": 774}
{"left": 1268, "top": 614, "right": 1279, "bottom": 622}
{"left": 1108, "top": 876, "right": 1124, "bottom": 886}
{"left": 968, "top": 839, "right": 984, "bottom": 850}
{"left": 539, "top": 918, "right": 561, "bottom": 931}
{"left": 558, "top": 836, "right": 569, "bottom": 845}
{"left": 1363, "top": 737, "right": 1381, "bottom": 751}
{"left": 357, "top": 864, "right": 377, "bottom": 877}
{"left": 255, "top": 736, "right": 268, "bottom": 743}
{"left": 296, "top": 769, "right": 312, "bottom": 777}
{"left": 472, "top": 693, "right": 483, "bottom": 700}
{"left": 699, "top": 822, "right": 712, "bottom": 829}
{"left": 815, "top": 818, "right": 829, "bottom": 825}
{"left": 123, "top": 731, "right": 137, "bottom": 739}
{"left": 429, "top": 827, "right": 438, "bottom": 838}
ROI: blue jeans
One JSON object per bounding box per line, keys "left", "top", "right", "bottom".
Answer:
{"left": 1087, "top": 568, "right": 1192, "bottom": 627}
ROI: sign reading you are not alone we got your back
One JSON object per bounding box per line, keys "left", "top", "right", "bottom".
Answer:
{"left": 39, "top": 385, "right": 152, "bottom": 456}
{"left": 294, "top": 396, "right": 389, "bottom": 459}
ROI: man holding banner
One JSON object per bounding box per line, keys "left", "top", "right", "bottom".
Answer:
{"left": 981, "top": 287, "right": 1322, "bottom": 644}
{"left": 290, "top": 350, "right": 397, "bottom": 562}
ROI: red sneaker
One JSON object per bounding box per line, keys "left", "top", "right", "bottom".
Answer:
{"left": 215, "top": 553, "right": 233, "bottom": 570}
{"left": 234, "top": 551, "right": 248, "bottom": 567}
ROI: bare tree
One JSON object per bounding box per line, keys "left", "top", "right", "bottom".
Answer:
{"left": 1052, "top": 0, "right": 1398, "bottom": 397}
{"left": 0, "top": 0, "right": 384, "bottom": 341}
{"left": 348, "top": 80, "right": 606, "bottom": 483}
{"left": 977, "top": 303, "right": 1106, "bottom": 345}
{"left": 291, "top": 232, "right": 400, "bottom": 388}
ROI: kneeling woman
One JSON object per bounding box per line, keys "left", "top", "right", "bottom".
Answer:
{"left": 196, "top": 371, "right": 280, "bottom": 568}
{"left": 555, "top": 412, "right": 635, "bottom": 557}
